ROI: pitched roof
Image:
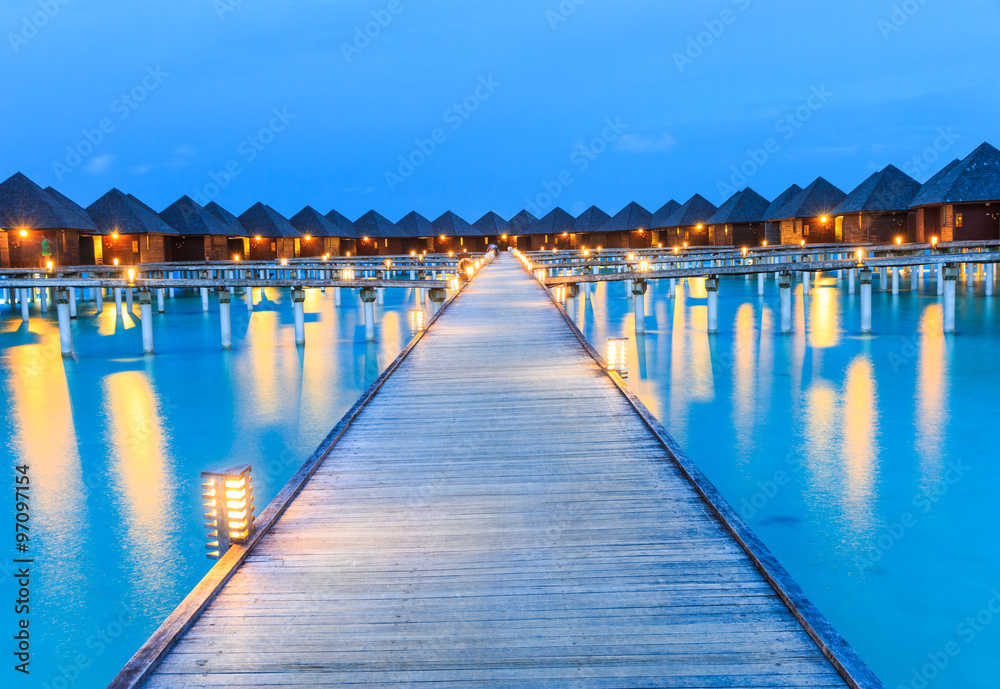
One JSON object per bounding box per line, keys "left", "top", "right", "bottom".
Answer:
{"left": 45, "top": 186, "right": 99, "bottom": 232}
{"left": 507, "top": 210, "right": 537, "bottom": 236}
{"left": 707, "top": 188, "right": 770, "bottom": 225}
{"left": 396, "top": 211, "right": 435, "bottom": 238}
{"left": 769, "top": 178, "right": 846, "bottom": 220}
{"left": 910, "top": 143, "right": 1000, "bottom": 206}
{"left": 289, "top": 206, "right": 342, "bottom": 237}
{"left": 160, "top": 196, "right": 234, "bottom": 236}
{"left": 204, "top": 202, "right": 248, "bottom": 235}
{"left": 834, "top": 165, "right": 922, "bottom": 214}
{"left": 238, "top": 203, "right": 302, "bottom": 238}
{"left": 87, "top": 188, "right": 179, "bottom": 236}
{"left": 472, "top": 211, "right": 509, "bottom": 237}
{"left": 574, "top": 206, "right": 611, "bottom": 234}
{"left": 763, "top": 184, "right": 804, "bottom": 221}
{"left": 0, "top": 172, "right": 98, "bottom": 232}
{"left": 533, "top": 207, "right": 576, "bottom": 236}
{"left": 910, "top": 159, "right": 961, "bottom": 207}
{"left": 432, "top": 211, "right": 474, "bottom": 238}
{"left": 597, "top": 202, "right": 653, "bottom": 233}
{"left": 650, "top": 200, "right": 681, "bottom": 229}
{"left": 353, "top": 210, "right": 398, "bottom": 238}
{"left": 324, "top": 208, "right": 358, "bottom": 237}
{"left": 663, "top": 194, "right": 718, "bottom": 228}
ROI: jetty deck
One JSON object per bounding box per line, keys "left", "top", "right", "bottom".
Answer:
{"left": 125, "top": 260, "right": 877, "bottom": 688}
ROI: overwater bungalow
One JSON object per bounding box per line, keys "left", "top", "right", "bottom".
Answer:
{"left": 396, "top": 211, "right": 435, "bottom": 255}
{"left": 766, "top": 178, "right": 846, "bottom": 245}
{"left": 910, "top": 143, "right": 1000, "bottom": 242}
{"left": 596, "top": 202, "right": 653, "bottom": 249}
{"left": 762, "top": 184, "right": 803, "bottom": 245}
{"left": 238, "top": 203, "right": 303, "bottom": 260}
{"left": 0, "top": 172, "right": 99, "bottom": 267}
{"left": 159, "top": 196, "right": 239, "bottom": 262}
{"left": 289, "top": 206, "right": 343, "bottom": 258}
{"left": 472, "top": 212, "right": 510, "bottom": 251}
{"left": 506, "top": 210, "right": 538, "bottom": 250}
{"left": 44, "top": 186, "right": 108, "bottom": 264}
{"left": 833, "top": 165, "right": 922, "bottom": 244}
{"left": 204, "top": 201, "right": 253, "bottom": 259}
{"left": 87, "top": 189, "right": 179, "bottom": 265}
{"left": 324, "top": 208, "right": 357, "bottom": 256}
{"left": 432, "top": 211, "right": 476, "bottom": 254}
{"left": 649, "top": 200, "right": 680, "bottom": 247}
{"left": 659, "top": 194, "right": 718, "bottom": 247}
{"left": 533, "top": 208, "right": 577, "bottom": 250}
{"left": 354, "top": 210, "right": 400, "bottom": 256}
{"left": 706, "top": 188, "right": 770, "bottom": 247}
{"left": 573, "top": 206, "right": 611, "bottom": 250}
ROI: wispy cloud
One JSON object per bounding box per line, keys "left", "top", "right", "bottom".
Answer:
{"left": 617, "top": 133, "right": 676, "bottom": 154}
{"left": 86, "top": 154, "right": 114, "bottom": 175}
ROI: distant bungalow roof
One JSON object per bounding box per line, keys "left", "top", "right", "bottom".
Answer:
{"left": 910, "top": 159, "right": 961, "bottom": 208}
{"left": 707, "top": 189, "right": 770, "bottom": 225}
{"left": 161, "top": 196, "right": 234, "bottom": 236}
{"left": 432, "top": 211, "right": 473, "bottom": 238}
{"left": 472, "top": 211, "right": 509, "bottom": 237}
{"left": 534, "top": 207, "right": 576, "bottom": 236}
{"left": 650, "top": 200, "right": 681, "bottom": 229}
{"left": 45, "top": 186, "right": 100, "bottom": 232}
{"left": 834, "top": 165, "right": 921, "bottom": 214}
{"left": 239, "top": 203, "right": 302, "bottom": 238}
{"left": 910, "top": 143, "right": 1000, "bottom": 206}
{"left": 396, "top": 211, "right": 434, "bottom": 237}
{"left": 204, "top": 202, "right": 247, "bottom": 235}
{"left": 763, "top": 184, "right": 804, "bottom": 221}
{"left": 87, "top": 189, "right": 179, "bottom": 236}
{"left": 0, "top": 172, "right": 97, "bottom": 232}
{"left": 507, "top": 210, "right": 538, "bottom": 236}
{"left": 325, "top": 208, "right": 358, "bottom": 237}
{"left": 574, "top": 206, "right": 611, "bottom": 234}
{"left": 769, "top": 178, "right": 846, "bottom": 221}
{"left": 663, "top": 194, "right": 718, "bottom": 228}
{"left": 597, "top": 202, "right": 652, "bottom": 233}
{"left": 290, "top": 206, "right": 341, "bottom": 237}
{"left": 353, "top": 210, "right": 398, "bottom": 238}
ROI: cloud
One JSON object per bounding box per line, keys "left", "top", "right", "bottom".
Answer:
{"left": 617, "top": 133, "right": 677, "bottom": 153}
{"left": 86, "top": 154, "right": 114, "bottom": 175}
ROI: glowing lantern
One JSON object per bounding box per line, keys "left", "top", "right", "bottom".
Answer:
{"left": 931, "top": 236, "right": 939, "bottom": 248}
{"left": 18, "top": 229, "right": 28, "bottom": 238}
{"left": 896, "top": 236, "right": 902, "bottom": 246}
{"left": 409, "top": 309, "right": 425, "bottom": 333}
{"left": 202, "top": 465, "right": 254, "bottom": 559}
{"left": 606, "top": 338, "right": 628, "bottom": 377}
{"left": 127, "top": 268, "right": 136, "bottom": 284}
{"left": 46, "top": 260, "right": 53, "bottom": 271}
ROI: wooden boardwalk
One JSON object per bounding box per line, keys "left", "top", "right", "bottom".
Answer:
{"left": 130, "top": 260, "right": 878, "bottom": 688}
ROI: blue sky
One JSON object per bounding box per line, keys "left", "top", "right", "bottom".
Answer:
{"left": 2, "top": 0, "right": 998, "bottom": 222}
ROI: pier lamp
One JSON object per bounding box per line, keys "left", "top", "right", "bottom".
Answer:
{"left": 606, "top": 338, "right": 628, "bottom": 377}
{"left": 597, "top": 246, "right": 602, "bottom": 252}
{"left": 627, "top": 252, "right": 635, "bottom": 262}
{"left": 410, "top": 250, "right": 416, "bottom": 256}
{"left": 113, "top": 258, "right": 120, "bottom": 266}
{"left": 448, "top": 251, "right": 454, "bottom": 257}
{"left": 46, "top": 260, "right": 53, "bottom": 272}
{"left": 931, "top": 236, "right": 939, "bottom": 248}
{"left": 202, "top": 464, "right": 254, "bottom": 560}
{"left": 127, "top": 268, "right": 136, "bottom": 284}
{"left": 741, "top": 247, "right": 748, "bottom": 258}
{"left": 233, "top": 254, "right": 241, "bottom": 261}
{"left": 896, "top": 236, "right": 903, "bottom": 246}
{"left": 502, "top": 234, "right": 508, "bottom": 240}
{"left": 673, "top": 246, "right": 679, "bottom": 254}
{"left": 450, "top": 274, "right": 460, "bottom": 291}
{"left": 112, "top": 232, "right": 119, "bottom": 240}
{"left": 800, "top": 240, "right": 806, "bottom": 247}
{"left": 409, "top": 309, "right": 425, "bottom": 333}
{"left": 385, "top": 259, "right": 392, "bottom": 269}
{"left": 280, "top": 258, "right": 288, "bottom": 266}
{"left": 762, "top": 240, "right": 768, "bottom": 247}
{"left": 18, "top": 228, "right": 28, "bottom": 238}
{"left": 639, "top": 259, "right": 650, "bottom": 273}
{"left": 304, "top": 235, "right": 311, "bottom": 241}
{"left": 821, "top": 216, "right": 829, "bottom": 224}
{"left": 582, "top": 249, "right": 590, "bottom": 257}
{"left": 856, "top": 249, "right": 864, "bottom": 264}
{"left": 255, "top": 236, "right": 261, "bottom": 241}
{"left": 683, "top": 242, "right": 688, "bottom": 249}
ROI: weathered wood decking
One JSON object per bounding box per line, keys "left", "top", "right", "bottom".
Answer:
{"left": 128, "top": 260, "right": 878, "bottom": 688}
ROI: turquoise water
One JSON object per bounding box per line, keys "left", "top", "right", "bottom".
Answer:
{"left": 0, "top": 285, "right": 430, "bottom": 688}
{"left": 572, "top": 271, "right": 1000, "bottom": 689}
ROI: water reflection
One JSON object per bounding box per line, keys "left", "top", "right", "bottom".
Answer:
{"left": 841, "top": 353, "right": 878, "bottom": 535}
{"left": 915, "top": 304, "right": 949, "bottom": 488}
{"left": 731, "top": 303, "right": 757, "bottom": 462}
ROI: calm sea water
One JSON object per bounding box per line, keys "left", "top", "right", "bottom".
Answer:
{"left": 572, "top": 270, "right": 1000, "bottom": 689}
{"left": 0, "top": 285, "right": 429, "bottom": 689}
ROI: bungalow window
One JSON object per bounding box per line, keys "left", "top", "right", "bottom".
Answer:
{"left": 803, "top": 225, "right": 810, "bottom": 236}
{"left": 271, "top": 242, "right": 276, "bottom": 252}
{"left": 956, "top": 213, "right": 964, "bottom": 228}
{"left": 146, "top": 236, "right": 150, "bottom": 250}
{"left": 132, "top": 240, "right": 139, "bottom": 253}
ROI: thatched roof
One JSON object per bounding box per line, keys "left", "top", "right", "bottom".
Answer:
{"left": 472, "top": 211, "right": 509, "bottom": 237}
{"left": 45, "top": 186, "right": 100, "bottom": 232}
{"left": 161, "top": 196, "right": 234, "bottom": 236}
{"left": 534, "top": 207, "right": 576, "bottom": 236}
{"left": 650, "top": 200, "right": 681, "bottom": 229}
{"left": 239, "top": 203, "right": 302, "bottom": 238}
{"left": 205, "top": 202, "right": 248, "bottom": 235}
{"left": 834, "top": 165, "right": 921, "bottom": 214}
{"left": 87, "top": 189, "right": 179, "bottom": 236}
{"left": 353, "top": 210, "right": 398, "bottom": 239}
{"left": 0, "top": 172, "right": 97, "bottom": 231}
{"left": 574, "top": 206, "right": 611, "bottom": 234}
{"left": 432, "top": 211, "right": 474, "bottom": 237}
{"left": 597, "top": 202, "right": 652, "bottom": 233}
{"left": 763, "top": 185, "right": 804, "bottom": 221}
{"left": 768, "top": 178, "right": 846, "bottom": 220}
{"left": 909, "top": 159, "right": 961, "bottom": 208}
{"left": 507, "top": 210, "right": 538, "bottom": 236}
{"left": 324, "top": 208, "right": 357, "bottom": 237}
{"left": 662, "top": 194, "right": 718, "bottom": 228}
{"left": 910, "top": 143, "right": 1000, "bottom": 206}
{"left": 707, "top": 189, "right": 770, "bottom": 224}
{"left": 290, "top": 206, "right": 342, "bottom": 237}
{"left": 396, "top": 211, "right": 434, "bottom": 237}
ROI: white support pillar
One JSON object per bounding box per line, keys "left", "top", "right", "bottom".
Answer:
{"left": 219, "top": 289, "right": 232, "bottom": 349}
{"left": 56, "top": 290, "right": 72, "bottom": 356}
{"left": 801, "top": 271, "right": 810, "bottom": 294}
{"left": 334, "top": 286, "right": 342, "bottom": 307}
{"left": 632, "top": 280, "right": 647, "bottom": 334}
{"left": 139, "top": 291, "right": 154, "bottom": 354}
{"left": 246, "top": 286, "right": 254, "bottom": 311}
{"left": 377, "top": 287, "right": 384, "bottom": 306}
{"left": 860, "top": 269, "right": 873, "bottom": 334}
{"left": 779, "top": 273, "right": 792, "bottom": 334}
{"left": 19, "top": 289, "right": 29, "bottom": 323}
{"left": 565, "top": 284, "right": 578, "bottom": 323}
{"left": 757, "top": 272, "right": 765, "bottom": 296}
{"left": 68, "top": 287, "right": 77, "bottom": 318}
{"left": 891, "top": 267, "right": 900, "bottom": 295}
{"left": 966, "top": 263, "right": 974, "bottom": 289}
{"left": 200, "top": 287, "right": 210, "bottom": 312}
{"left": 125, "top": 287, "right": 133, "bottom": 313}
{"left": 95, "top": 287, "right": 104, "bottom": 313}
{"left": 987, "top": 263, "right": 995, "bottom": 297}
{"left": 848, "top": 267, "right": 856, "bottom": 294}
{"left": 429, "top": 288, "right": 446, "bottom": 316}
{"left": 292, "top": 288, "right": 306, "bottom": 345}
{"left": 361, "top": 288, "right": 377, "bottom": 342}
{"left": 880, "top": 266, "right": 888, "bottom": 292}
{"left": 114, "top": 288, "right": 123, "bottom": 317}
{"left": 668, "top": 277, "right": 676, "bottom": 298}
{"left": 156, "top": 288, "right": 165, "bottom": 313}
{"left": 40, "top": 287, "right": 48, "bottom": 313}
{"left": 943, "top": 265, "right": 957, "bottom": 333}
{"left": 705, "top": 277, "right": 719, "bottom": 334}
{"left": 910, "top": 266, "right": 919, "bottom": 292}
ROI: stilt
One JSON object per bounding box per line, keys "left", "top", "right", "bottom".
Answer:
{"left": 565, "top": 284, "right": 578, "bottom": 323}
{"left": 334, "top": 286, "right": 342, "bottom": 307}
{"left": 219, "top": 289, "right": 232, "bottom": 349}
{"left": 96, "top": 287, "right": 104, "bottom": 313}
{"left": 891, "top": 267, "right": 900, "bottom": 295}
{"left": 757, "top": 272, "right": 765, "bottom": 296}
{"left": 246, "top": 286, "right": 254, "bottom": 311}
{"left": 632, "top": 280, "right": 647, "bottom": 334}
{"left": 201, "top": 287, "right": 210, "bottom": 312}
{"left": 943, "top": 265, "right": 957, "bottom": 333}
{"left": 966, "top": 263, "right": 974, "bottom": 289}
{"left": 292, "top": 289, "right": 306, "bottom": 345}
{"left": 114, "top": 288, "right": 123, "bottom": 317}
{"left": 880, "top": 266, "right": 888, "bottom": 292}
{"left": 987, "top": 263, "right": 995, "bottom": 297}
{"left": 125, "top": 287, "right": 133, "bottom": 313}
{"left": 361, "top": 288, "right": 377, "bottom": 341}
{"left": 937, "top": 264, "right": 944, "bottom": 295}
{"left": 860, "top": 269, "right": 873, "bottom": 334}
{"left": 705, "top": 277, "right": 719, "bottom": 334}
{"left": 55, "top": 290, "right": 72, "bottom": 356}
{"left": 377, "top": 287, "right": 384, "bottom": 306}
{"left": 68, "top": 287, "right": 77, "bottom": 318}
{"left": 156, "top": 288, "right": 165, "bottom": 313}
{"left": 848, "top": 268, "right": 856, "bottom": 294}
{"left": 668, "top": 277, "right": 676, "bottom": 297}
{"left": 779, "top": 273, "right": 791, "bottom": 334}
{"left": 429, "top": 288, "right": 446, "bottom": 315}
{"left": 801, "top": 271, "right": 810, "bottom": 294}
{"left": 139, "top": 291, "right": 154, "bottom": 354}
{"left": 910, "top": 266, "right": 919, "bottom": 292}
{"left": 40, "top": 287, "right": 48, "bottom": 313}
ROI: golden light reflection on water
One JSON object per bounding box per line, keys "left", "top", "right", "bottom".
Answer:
{"left": 808, "top": 284, "right": 842, "bottom": 350}
{"left": 916, "top": 304, "right": 948, "bottom": 488}
{"left": 756, "top": 306, "right": 775, "bottom": 421}
{"left": 841, "top": 354, "right": 878, "bottom": 534}
{"left": 103, "top": 370, "right": 179, "bottom": 592}
{"left": 667, "top": 289, "right": 715, "bottom": 445}
{"left": 731, "top": 304, "right": 757, "bottom": 461}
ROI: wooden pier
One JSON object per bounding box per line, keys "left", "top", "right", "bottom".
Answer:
{"left": 112, "top": 259, "right": 880, "bottom": 688}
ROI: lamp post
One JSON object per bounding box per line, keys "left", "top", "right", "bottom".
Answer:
{"left": 202, "top": 465, "right": 254, "bottom": 560}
